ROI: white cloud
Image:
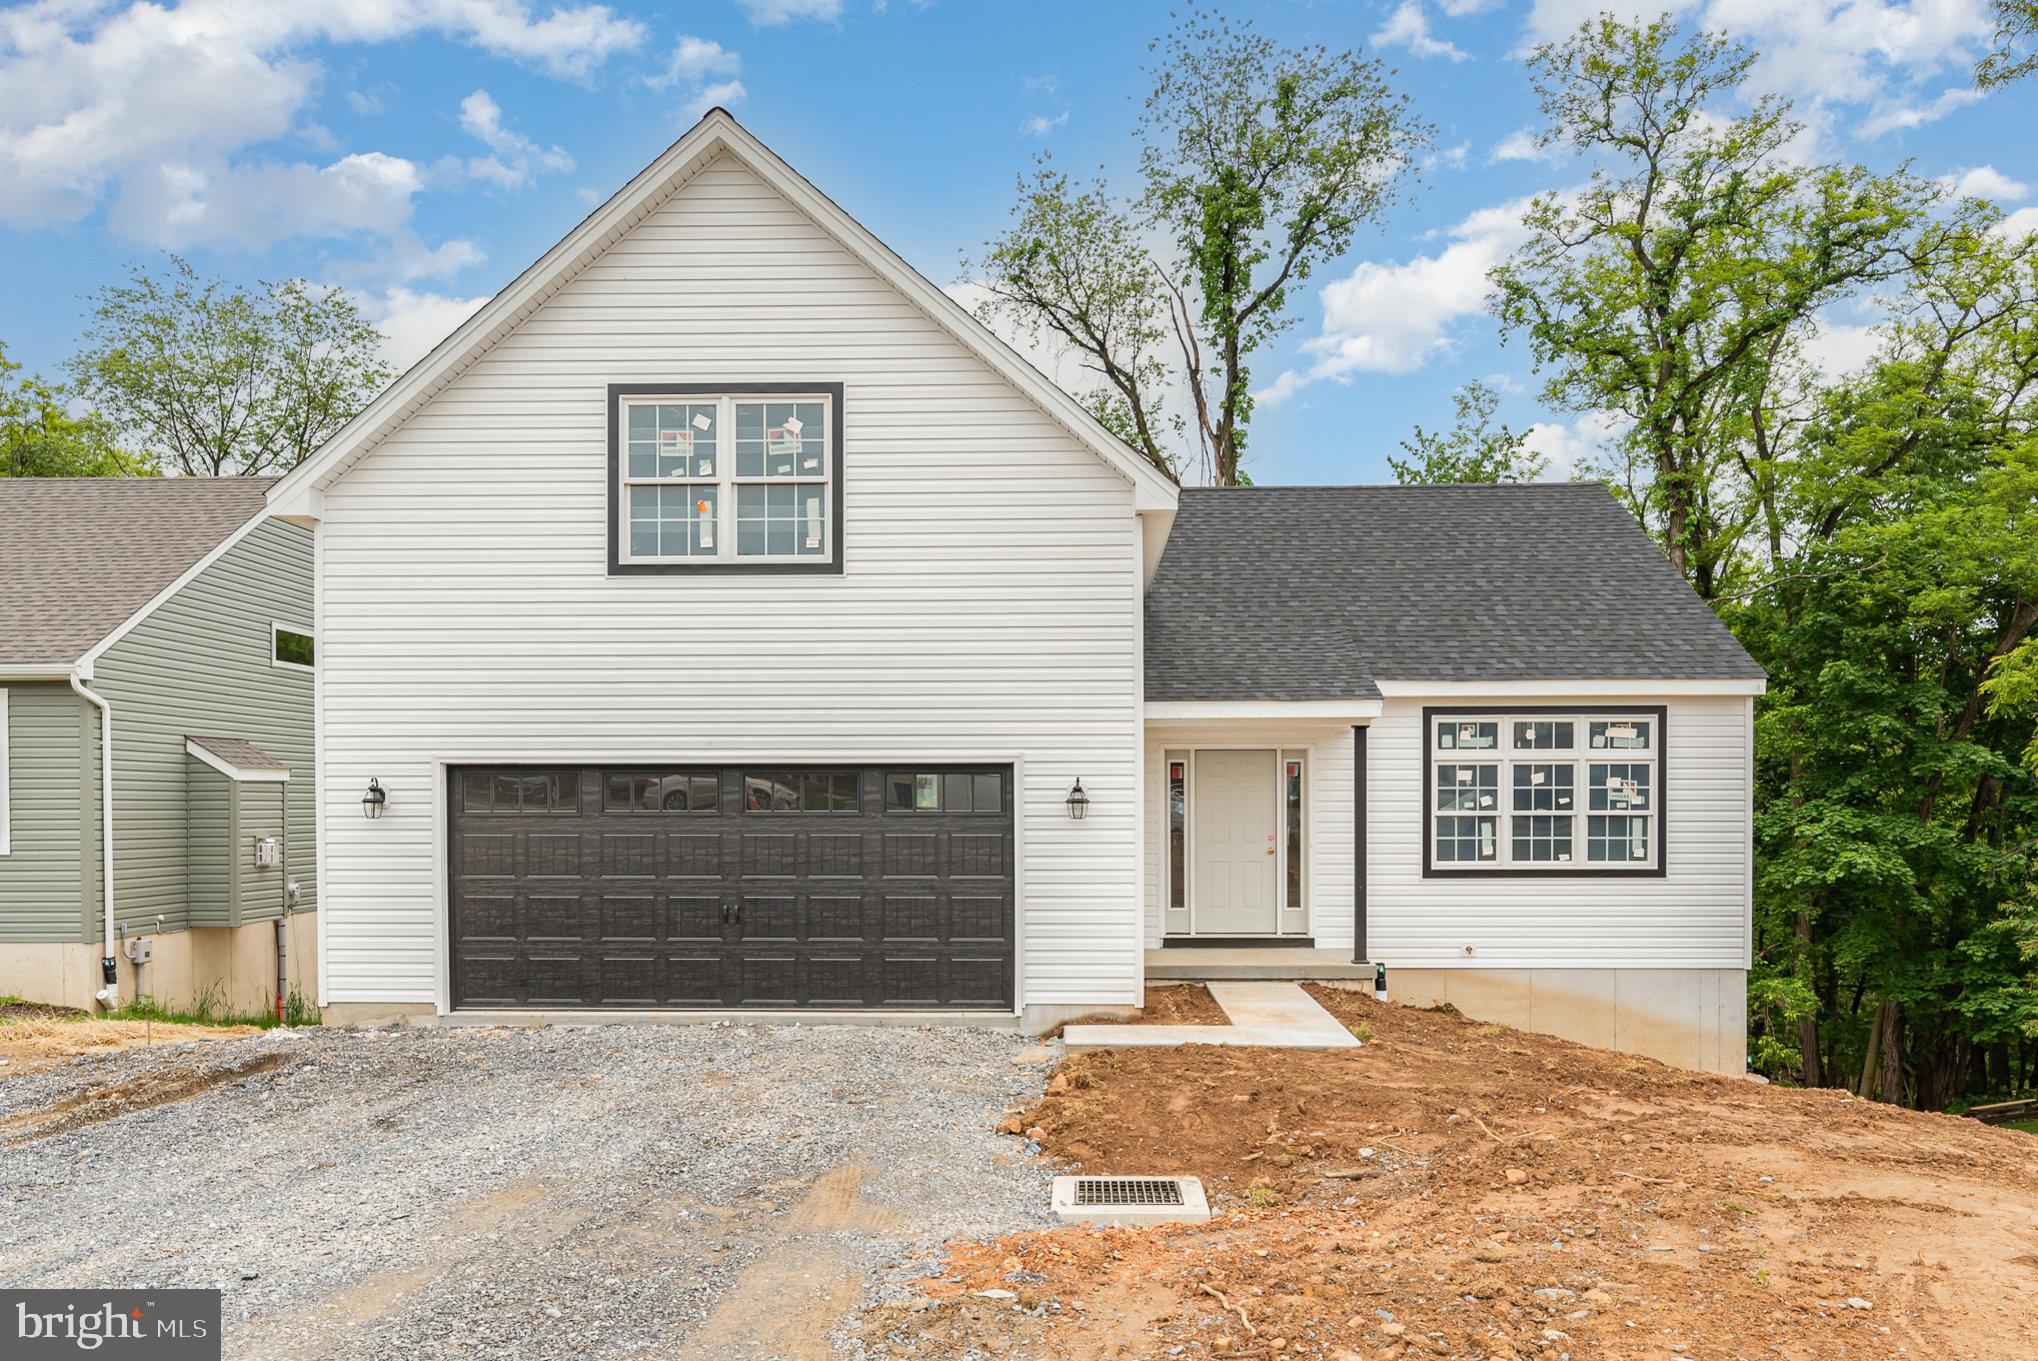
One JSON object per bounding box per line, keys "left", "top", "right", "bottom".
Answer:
{"left": 1801, "top": 316, "right": 1883, "bottom": 376}
{"left": 1253, "top": 370, "right": 1309, "bottom": 407}
{"left": 737, "top": 0, "right": 843, "bottom": 26}
{"left": 1440, "top": 0, "right": 1505, "bottom": 12}
{"left": 1372, "top": 1, "right": 1472, "bottom": 62}
{"left": 1993, "top": 206, "right": 2038, "bottom": 240}
{"left": 1857, "top": 86, "right": 1985, "bottom": 137}
{"left": 1019, "top": 110, "right": 1070, "bottom": 136}
{"left": 1940, "top": 165, "right": 2030, "bottom": 201}
{"left": 1488, "top": 127, "right": 1552, "bottom": 164}
{"left": 1520, "top": 1, "right": 1996, "bottom": 137}
{"left": 111, "top": 150, "right": 425, "bottom": 250}
{"left": 1520, "top": 410, "right": 1630, "bottom": 480}
{"left": 645, "top": 35, "right": 745, "bottom": 122}
{"left": 457, "top": 89, "right": 572, "bottom": 188}
{"left": 0, "top": 0, "right": 641, "bottom": 243}
{"left": 380, "top": 234, "right": 487, "bottom": 283}
{"left": 648, "top": 35, "right": 740, "bottom": 88}
{"left": 1260, "top": 196, "right": 1537, "bottom": 403}
{"left": 685, "top": 80, "right": 747, "bottom": 120}
{"left": 1432, "top": 141, "right": 1471, "bottom": 171}
{"left": 359, "top": 285, "right": 493, "bottom": 372}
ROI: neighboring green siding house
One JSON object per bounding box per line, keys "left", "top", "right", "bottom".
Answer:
{"left": 0, "top": 478, "right": 316, "bottom": 1013}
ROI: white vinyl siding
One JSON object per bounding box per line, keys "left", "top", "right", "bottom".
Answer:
{"left": 1370, "top": 695, "right": 1752, "bottom": 969}
{"left": 313, "top": 153, "right": 1144, "bottom": 1009}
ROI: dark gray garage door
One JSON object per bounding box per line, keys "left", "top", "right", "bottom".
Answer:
{"left": 448, "top": 765, "right": 1014, "bottom": 1009}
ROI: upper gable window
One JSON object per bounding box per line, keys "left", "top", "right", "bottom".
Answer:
{"left": 609, "top": 384, "right": 843, "bottom": 575}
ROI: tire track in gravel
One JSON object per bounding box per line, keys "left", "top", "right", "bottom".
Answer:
{"left": 665, "top": 1161, "right": 905, "bottom": 1361}
{"left": 1, "top": 1052, "right": 293, "bottom": 1145}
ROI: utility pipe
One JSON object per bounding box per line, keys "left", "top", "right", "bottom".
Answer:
{"left": 69, "top": 673, "right": 117, "bottom": 1010}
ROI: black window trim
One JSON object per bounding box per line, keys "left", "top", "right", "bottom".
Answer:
{"left": 1421, "top": 703, "right": 1668, "bottom": 880}
{"left": 607, "top": 381, "right": 846, "bottom": 576}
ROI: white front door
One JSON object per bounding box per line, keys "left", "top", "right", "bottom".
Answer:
{"left": 1191, "top": 748, "right": 1279, "bottom": 934}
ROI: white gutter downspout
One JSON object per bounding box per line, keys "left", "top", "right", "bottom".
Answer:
{"left": 70, "top": 673, "right": 117, "bottom": 1010}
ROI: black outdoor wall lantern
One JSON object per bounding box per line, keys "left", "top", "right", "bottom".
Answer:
{"left": 1066, "top": 777, "right": 1090, "bottom": 821}
{"left": 362, "top": 777, "right": 388, "bottom": 820}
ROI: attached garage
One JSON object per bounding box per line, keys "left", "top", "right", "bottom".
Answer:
{"left": 448, "top": 765, "right": 1015, "bottom": 1010}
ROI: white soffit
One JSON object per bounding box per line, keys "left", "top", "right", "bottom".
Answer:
{"left": 1144, "top": 700, "right": 1383, "bottom": 722}
{"left": 1374, "top": 679, "right": 1766, "bottom": 699}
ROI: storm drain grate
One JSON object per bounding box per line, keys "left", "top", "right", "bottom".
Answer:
{"left": 1072, "top": 1177, "right": 1188, "bottom": 1207}
{"left": 1052, "top": 1174, "right": 1210, "bottom": 1225}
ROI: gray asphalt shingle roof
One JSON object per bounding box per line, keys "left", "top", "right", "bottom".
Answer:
{"left": 0, "top": 477, "right": 275, "bottom": 668}
{"left": 1144, "top": 483, "right": 1764, "bottom": 702}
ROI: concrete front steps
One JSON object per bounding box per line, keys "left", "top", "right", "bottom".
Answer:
{"left": 1144, "top": 947, "right": 1373, "bottom": 983}
{"left": 1061, "top": 980, "right": 1362, "bottom": 1054}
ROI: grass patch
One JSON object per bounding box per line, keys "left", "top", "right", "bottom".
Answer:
{"left": 2005, "top": 1119, "right": 2038, "bottom": 1135}
{"left": 0, "top": 984, "right": 318, "bottom": 1030}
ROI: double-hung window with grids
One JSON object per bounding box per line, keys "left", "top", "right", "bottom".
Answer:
{"left": 1426, "top": 710, "right": 1662, "bottom": 874}
{"left": 609, "top": 384, "right": 842, "bottom": 574}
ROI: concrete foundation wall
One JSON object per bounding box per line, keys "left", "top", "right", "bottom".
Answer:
{"left": 1384, "top": 966, "right": 1747, "bottom": 1075}
{"left": 0, "top": 910, "right": 318, "bottom": 1016}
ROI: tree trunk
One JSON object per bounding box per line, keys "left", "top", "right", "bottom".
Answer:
{"left": 1856, "top": 1002, "right": 1882, "bottom": 1098}
{"left": 1795, "top": 907, "right": 1822, "bottom": 1087}
{"left": 1874, "top": 1001, "right": 1907, "bottom": 1106}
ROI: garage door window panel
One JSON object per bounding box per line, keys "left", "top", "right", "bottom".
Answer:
{"left": 886, "top": 771, "right": 1004, "bottom": 814}
{"left": 605, "top": 772, "right": 719, "bottom": 812}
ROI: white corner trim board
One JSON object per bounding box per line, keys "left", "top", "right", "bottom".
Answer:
{"left": 265, "top": 108, "right": 1179, "bottom": 522}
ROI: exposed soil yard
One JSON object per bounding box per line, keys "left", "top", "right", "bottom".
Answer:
{"left": 0, "top": 1021, "right": 1054, "bottom": 1360}
{"left": 0, "top": 1005, "right": 259, "bottom": 1071}
{"left": 5, "top": 993, "right": 2037, "bottom": 1361}
{"left": 866, "top": 985, "right": 2038, "bottom": 1361}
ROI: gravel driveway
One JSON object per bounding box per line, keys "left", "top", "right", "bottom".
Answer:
{"left": 0, "top": 1022, "right": 1058, "bottom": 1359}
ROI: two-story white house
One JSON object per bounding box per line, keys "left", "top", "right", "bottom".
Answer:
{"left": 266, "top": 111, "right": 1763, "bottom": 1073}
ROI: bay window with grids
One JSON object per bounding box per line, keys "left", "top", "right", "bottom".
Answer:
{"left": 1424, "top": 709, "right": 1663, "bottom": 875}
{"left": 608, "top": 383, "right": 842, "bottom": 574}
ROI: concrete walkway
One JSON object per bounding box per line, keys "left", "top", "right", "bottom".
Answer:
{"left": 1061, "top": 981, "right": 1362, "bottom": 1054}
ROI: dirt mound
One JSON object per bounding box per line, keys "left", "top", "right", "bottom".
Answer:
{"left": 864, "top": 986, "right": 2038, "bottom": 1361}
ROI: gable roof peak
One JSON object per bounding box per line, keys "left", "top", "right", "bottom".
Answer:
{"left": 268, "top": 110, "right": 1177, "bottom": 519}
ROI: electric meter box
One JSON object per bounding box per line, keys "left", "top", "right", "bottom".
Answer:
{"left": 185, "top": 740, "right": 291, "bottom": 928}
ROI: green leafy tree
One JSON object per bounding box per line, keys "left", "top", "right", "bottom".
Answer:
{"left": 968, "top": 164, "right": 1181, "bottom": 474}
{"left": 1389, "top": 381, "right": 1547, "bottom": 484}
{"left": 1977, "top": 0, "right": 2038, "bottom": 86}
{"left": 968, "top": 8, "right": 1430, "bottom": 483}
{"left": 1488, "top": 13, "right": 2038, "bottom": 1107}
{"left": 0, "top": 342, "right": 151, "bottom": 477}
{"left": 1490, "top": 16, "right": 1937, "bottom": 600}
{"left": 70, "top": 256, "right": 392, "bottom": 477}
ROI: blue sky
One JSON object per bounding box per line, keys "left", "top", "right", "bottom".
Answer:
{"left": 3, "top": 0, "right": 2034, "bottom": 484}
